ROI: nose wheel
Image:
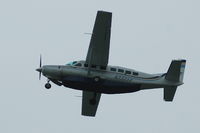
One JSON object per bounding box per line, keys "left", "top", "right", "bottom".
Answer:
{"left": 45, "top": 79, "right": 51, "bottom": 89}
{"left": 45, "top": 83, "right": 51, "bottom": 89}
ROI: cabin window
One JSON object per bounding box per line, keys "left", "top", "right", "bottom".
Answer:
{"left": 100, "top": 66, "right": 107, "bottom": 70}
{"left": 125, "top": 70, "right": 131, "bottom": 74}
{"left": 75, "top": 63, "right": 82, "bottom": 67}
{"left": 110, "top": 68, "right": 116, "bottom": 71}
{"left": 84, "top": 64, "right": 88, "bottom": 67}
{"left": 91, "top": 65, "right": 96, "bottom": 68}
{"left": 132, "top": 72, "right": 139, "bottom": 76}
{"left": 118, "top": 69, "right": 124, "bottom": 73}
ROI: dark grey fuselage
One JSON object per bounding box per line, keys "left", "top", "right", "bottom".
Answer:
{"left": 41, "top": 61, "right": 180, "bottom": 94}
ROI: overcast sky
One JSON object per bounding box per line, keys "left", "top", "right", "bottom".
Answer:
{"left": 0, "top": 0, "right": 199, "bottom": 133}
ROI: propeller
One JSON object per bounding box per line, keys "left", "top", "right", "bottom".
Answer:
{"left": 36, "top": 55, "right": 42, "bottom": 80}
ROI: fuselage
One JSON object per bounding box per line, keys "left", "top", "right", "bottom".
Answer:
{"left": 40, "top": 61, "right": 181, "bottom": 94}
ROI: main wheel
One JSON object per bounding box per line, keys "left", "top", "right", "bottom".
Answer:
{"left": 45, "top": 83, "right": 51, "bottom": 89}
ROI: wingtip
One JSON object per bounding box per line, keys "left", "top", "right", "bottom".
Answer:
{"left": 97, "top": 10, "right": 112, "bottom": 14}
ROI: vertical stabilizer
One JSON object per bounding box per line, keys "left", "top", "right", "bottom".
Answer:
{"left": 165, "top": 59, "right": 186, "bottom": 82}
{"left": 164, "top": 59, "right": 186, "bottom": 101}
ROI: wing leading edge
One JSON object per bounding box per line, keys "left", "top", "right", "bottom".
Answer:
{"left": 86, "top": 11, "right": 112, "bottom": 67}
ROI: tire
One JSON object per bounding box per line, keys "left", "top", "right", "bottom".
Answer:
{"left": 45, "top": 83, "right": 51, "bottom": 89}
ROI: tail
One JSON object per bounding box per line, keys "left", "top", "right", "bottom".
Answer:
{"left": 165, "top": 59, "right": 186, "bottom": 82}
{"left": 164, "top": 59, "right": 186, "bottom": 101}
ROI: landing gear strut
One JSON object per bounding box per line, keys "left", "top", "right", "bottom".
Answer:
{"left": 45, "top": 79, "right": 51, "bottom": 89}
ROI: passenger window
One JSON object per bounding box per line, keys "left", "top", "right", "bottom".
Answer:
{"left": 91, "top": 65, "right": 96, "bottom": 68}
{"left": 132, "top": 72, "right": 139, "bottom": 76}
{"left": 125, "top": 70, "right": 131, "bottom": 74}
{"left": 100, "top": 66, "right": 107, "bottom": 70}
{"left": 110, "top": 68, "right": 116, "bottom": 71}
{"left": 75, "top": 63, "right": 82, "bottom": 67}
{"left": 118, "top": 69, "right": 124, "bottom": 73}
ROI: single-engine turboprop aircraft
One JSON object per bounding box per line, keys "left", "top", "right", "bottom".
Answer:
{"left": 36, "top": 11, "right": 186, "bottom": 117}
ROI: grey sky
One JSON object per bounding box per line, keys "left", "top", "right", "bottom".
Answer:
{"left": 0, "top": 0, "right": 199, "bottom": 132}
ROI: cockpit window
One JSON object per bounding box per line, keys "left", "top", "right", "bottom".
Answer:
{"left": 75, "top": 63, "right": 82, "bottom": 67}
{"left": 84, "top": 64, "right": 88, "bottom": 67}
{"left": 66, "top": 61, "right": 78, "bottom": 66}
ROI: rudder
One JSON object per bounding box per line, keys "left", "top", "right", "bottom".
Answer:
{"left": 165, "top": 59, "right": 186, "bottom": 82}
{"left": 164, "top": 59, "right": 186, "bottom": 101}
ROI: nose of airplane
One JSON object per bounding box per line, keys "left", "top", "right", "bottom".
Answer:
{"left": 39, "top": 65, "right": 62, "bottom": 80}
{"left": 36, "top": 67, "right": 42, "bottom": 72}
{"left": 36, "top": 67, "right": 43, "bottom": 80}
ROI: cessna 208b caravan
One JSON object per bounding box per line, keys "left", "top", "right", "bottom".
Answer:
{"left": 36, "top": 11, "right": 186, "bottom": 117}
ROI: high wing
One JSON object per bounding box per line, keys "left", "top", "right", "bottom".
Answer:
{"left": 85, "top": 11, "right": 112, "bottom": 67}
{"left": 82, "top": 11, "right": 111, "bottom": 117}
{"left": 82, "top": 91, "right": 101, "bottom": 117}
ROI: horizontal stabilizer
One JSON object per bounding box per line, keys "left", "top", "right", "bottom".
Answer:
{"left": 164, "top": 86, "right": 177, "bottom": 101}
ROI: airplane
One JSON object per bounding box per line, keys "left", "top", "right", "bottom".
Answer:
{"left": 36, "top": 11, "right": 186, "bottom": 117}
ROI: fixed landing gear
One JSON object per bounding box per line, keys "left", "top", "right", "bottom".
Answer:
{"left": 45, "top": 83, "right": 51, "bottom": 89}
{"left": 45, "top": 79, "right": 51, "bottom": 89}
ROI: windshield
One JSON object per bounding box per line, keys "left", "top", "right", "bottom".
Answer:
{"left": 66, "top": 61, "right": 77, "bottom": 66}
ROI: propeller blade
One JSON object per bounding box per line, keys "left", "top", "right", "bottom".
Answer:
{"left": 40, "top": 54, "right": 42, "bottom": 68}
{"left": 37, "top": 54, "right": 42, "bottom": 80}
{"left": 39, "top": 71, "right": 41, "bottom": 80}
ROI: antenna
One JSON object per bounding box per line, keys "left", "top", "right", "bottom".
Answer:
{"left": 84, "top": 33, "right": 92, "bottom": 35}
